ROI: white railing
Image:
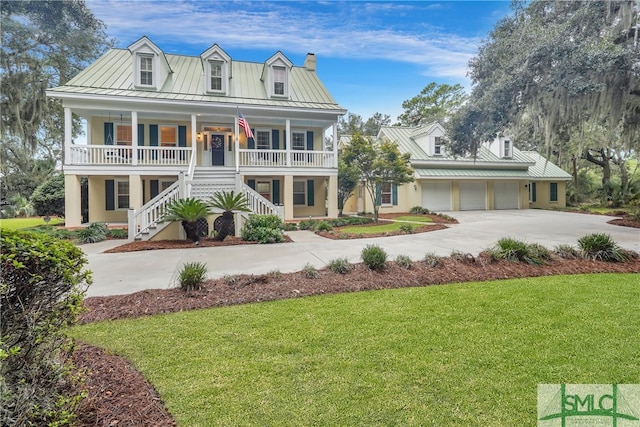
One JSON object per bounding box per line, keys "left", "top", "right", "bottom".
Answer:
{"left": 188, "top": 181, "right": 236, "bottom": 201}
{"left": 238, "top": 149, "right": 286, "bottom": 167}
{"left": 128, "top": 181, "right": 181, "bottom": 240}
{"left": 67, "top": 144, "right": 191, "bottom": 166}
{"left": 290, "top": 150, "right": 335, "bottom": 168}
{"left": 241, "top": 183, "right": 284, "bottom": 218}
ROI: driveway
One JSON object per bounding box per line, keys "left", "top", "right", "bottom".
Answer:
{"left": 83, "top": 210, "right": 639, "bottom": 297}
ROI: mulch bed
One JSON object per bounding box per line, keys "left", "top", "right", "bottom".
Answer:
{"left": 608, "top": 218, "right": 640, "bottom": 228}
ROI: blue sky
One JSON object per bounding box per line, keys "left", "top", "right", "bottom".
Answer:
{"left": 86, "top": 0, "right": 513, "bottom": 122}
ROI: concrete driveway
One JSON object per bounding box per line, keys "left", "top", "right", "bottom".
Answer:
{"left": 83, "top": 210, "right": 639, "bottom": 297}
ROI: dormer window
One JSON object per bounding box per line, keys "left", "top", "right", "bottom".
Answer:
{"left": 200, "top": 44, "right": 231, "bottom": 95}
{"left": 263, "top": 51, "right": 292, "bottom": 98}
{"left": 434, "top": 136, "right": 443, "bottom": 156}
{"left": 139, "top": 54, "right": 154, "bottom": 86}
{"left": 210, "top": 60, "right": 223, "bottom": 91}
{"left": 503, "top": 140, "right": 512, "bottom": 158}
{"left": 273, "top": 66, "right": 286, "bottom": 96}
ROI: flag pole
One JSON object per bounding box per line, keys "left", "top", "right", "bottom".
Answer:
{"left": 235, "top": 107, "right": 240, "bottom": 174}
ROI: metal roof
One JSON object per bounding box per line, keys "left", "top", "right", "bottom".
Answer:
{"left": 523, "top": 151, "right": 572, "bottom": 180}
{"left": 50, "top": 48, "right": 345, "bottom": 112}
{"left": 414, "top": 168, "right": 531, "bottom": 178}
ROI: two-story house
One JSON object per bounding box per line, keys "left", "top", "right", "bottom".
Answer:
{"left": 47, "top": 37, "right": 346, "bottom": 239}
{"left": 341, "top": 123, "right": 571, "bottom": 214}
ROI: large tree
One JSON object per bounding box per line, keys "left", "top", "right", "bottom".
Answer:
{"left": 1, "top": 0, "right": 111, "bottom": 197}
{"left": 398, "top": 82, "right": 468, "bottom": 127}
{"left": 341, "top": 133, "right": 414, "bottom": 221}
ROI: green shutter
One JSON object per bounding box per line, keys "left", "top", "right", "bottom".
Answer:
{"left": 307, "top": 180, "right": 314, "bottom": 206}
{"left": 247, "top": 179, "right": 256, "bottom": 190}
{"left": 272, "top": 180, "right": 280, "bottom": 205}
{"left": 550, "top": 182, "right": 558, "bottom": 202}
{"left": 105, "top": 180, "right": 115, "bottom": 211}
{"left": 150, "top": 180, "right": 159, "bottom": 198}
{"left": 104, "top": 122, "right": 114, "bottom": 145}
{"left": 248, "top": 129, "right": 255, "bottom": 149}
{"left": 149, "top": 125, "right": 158, "bottom": 146}
{"left": 306, "top": 131, "right": 314, "bottom": 150}
{"left": 272, "top": 129, "right": 279, "bottom": 149}
{"left": 532, "top": 182, "right": 537, "bottom": 202}
{"left": 137, "top": 124, "right": 145, "bottom": 160}
{"left": 178, "top": 125, "right": 187, "bottom": 147}
{"left": 375, "top": 183, "right": 382, "bottom": 206}
{"left": 392, "top": 183, "right": 398, "bottom": 205}
{"left": 282, "top": 130, "right": 286, "bottom": 149}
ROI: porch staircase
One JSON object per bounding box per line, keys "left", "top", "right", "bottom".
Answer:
{"left": 128, "top": 167, "right": 284, "bottom": 241}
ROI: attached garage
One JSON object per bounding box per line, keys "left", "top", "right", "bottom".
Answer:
{"left": 421, "top": 181, "right": 452, "bottom": 212}
{"left": 459, "top": 182, "right": 486, "bottom": 210}
{"left": 494, "top": 181, "right": 520, "bottom": 209}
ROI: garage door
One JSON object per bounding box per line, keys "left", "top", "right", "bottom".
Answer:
{"left": 494, "top": 182, "right": 520, "bottom": 209}
{"left": 421, "top": 182, "right": 452, "bottom": 212}
{"left": 459, "top": 182, "right": 486, "bottom": 210}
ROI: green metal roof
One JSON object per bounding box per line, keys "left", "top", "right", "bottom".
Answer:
{"left": 523, "top": 151, "right": 572, "bottom": 180}
{"left": 414, "top": 168, "right": 531, "bottom": 178}
{"left": 50, "top": 48, "right": 345, "bottom": 112}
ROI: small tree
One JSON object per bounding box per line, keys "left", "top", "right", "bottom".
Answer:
{"left": 209, "top": 191, "right": 250, "bottom": 241}
{"left": 342, "top": 133, "right": 414, "bottom": 221}
{"left": 162, "top": 198, "right": 211, "bottom": 244}
{"left": 337, "top": 158, "right": 360, "bottom": 215}
{"left": 31, "top": 172, "right": 65, "bottom": 217}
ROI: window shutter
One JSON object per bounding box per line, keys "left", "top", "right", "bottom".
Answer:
{"left": 307, "top": 180, "right": 314, "bottom": 206}
{"left": 178, "top": 125, "right": 187, "bottom": 147}
{"left": 105, "top": 180, "right": 115, "bottom": 211}
{"left": 150, "top": 180, "right": 159, "bottom": 198}
{"left": 104, "top": 122, "right": 114, "bottom": 145}
{"left": 375, "top": 183, "right": 382, "bottom": 206}
{"left": 149, "top": 125, "right": 158, "bottom": 146}
{"left": 272, "top": 130, "right": 279, "bottom": 149}
{"left": 248, "top": 129, "right": 255, "bottom": 149}
{"left": 282, "top": 130, "right": 286, "bottom": 149}
{"left": 137, "top": 124, "right": 145, "bottom": 160}
{"left": 392, "top": 183, "right": 398, "bottom": 205}
{"left": 247, "top": 179, "right": 256, "bottom": 190}
{"left": 550, "top": 182, "right": 558, "bottom": 202}
{"left": 532, "top": 182, "right": 537, "bottom": 202}
{"left": 272, "top": 179, "right": 280, "bottom": 205}
{"left": 306, "top": 131, "right": 314, "bottom": 150}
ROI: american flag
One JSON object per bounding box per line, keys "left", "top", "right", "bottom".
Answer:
{"left": 238, "top": 112, "right": 254, "bottom": 139}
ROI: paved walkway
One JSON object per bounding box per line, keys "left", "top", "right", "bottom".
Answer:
{"left": 83, "top": 210, "right": 639, "bottom": 297}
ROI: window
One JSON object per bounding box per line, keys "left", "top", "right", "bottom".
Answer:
{"left": 550, "top": 182, "right": 558, "bottom": 202}
{"left": 209, "top": 60, "right": 223, "bottom": 91}
{"left": 273, "top": 66, "right": 286, "bottom": 96}
{"left": 139, "top": 55, "right": 153, "bottom": 86}
{"left": 292, "top": 131, "right": 305, "bottom": 150}
{"left": 160, "top": 126, "right": 177, "bottom": 147}
{"left": 434, "top": 137, "right": 443, "bottom": 156}
{"left": 256, "top": 130, "right": 270, "bottom": 149}
{"left": 161, "top": 180, "right": 174, "bottom": 192}
{"left": 503, "top": 140, "right": 512, "bottom": 158}
{"left": 116, "top": 124, "right": 132, "bottom": 146}
{"left": 293, "top": 181, "right": 306, "bottom": 205}
{"left": 117, "top": 180, "right": 129, "bottom": 209}
{"left": 381, "top": 182, "right": 392, "bottom": 205}
{"left": 256, "top": 181, "right": 271, "bottom": 201}
{"left": 529, "top": 182, "right": 537, "bottom": 202}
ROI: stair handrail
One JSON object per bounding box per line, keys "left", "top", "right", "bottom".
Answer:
{"left": 240, "top": 183, "right": 284, "bottom": 219}
{"left": 127, "top": 181, "right": 181, "bottom": 240}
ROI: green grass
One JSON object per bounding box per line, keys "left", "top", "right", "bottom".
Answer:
{"left": 0, "top": 216, "right": 64, "bottom": 230}
{"left": 70, "top": 274, "right": 640, "bottom": 426}
{"left": 339, "top": 221, "right": 409, "bottom": 234}
{"left": 390, "top": 215, "right": 434, "bottom": 223}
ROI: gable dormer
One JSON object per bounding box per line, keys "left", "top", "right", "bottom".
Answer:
{"left": 262, "top": 51, "right": 293, "bottom": 98}
{"left": 128, "top": 36, "right": 171, "bottom": 90}
{"left": 200, "top": 44, "right": 231, "bottom": 95}
{"left": 488, "top": 136, "right": 513, "bottom": 159}
{"left": 411, "top": 122, "right": 446, "bottom": 157}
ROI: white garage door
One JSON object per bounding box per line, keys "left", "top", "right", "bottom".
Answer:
{"left": 421, "top": 182, "right": 452, "bottom": 212}
{"left": 494, "top": 181, "right": 520, "bottom": 209}
{"left": 459, "top": 182, "right": 486, "bottom": 210}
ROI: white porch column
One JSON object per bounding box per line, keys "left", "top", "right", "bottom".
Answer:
{"left": 64, "top": 174, "right": 82, "bottom": 226}
{"left": 129, "top": 174, "right": 143, "bottom": 210}
{"left": 283, "top": 175, "right": 294, "bottom": 220}
{"left": 327, "top": 175, "right": 338, "bottom": 218}
{"left": 191, "top": 114, "right": 197, "bottom": 173}
{"left": 332, "top": 122, "right": 338, "bottom": 168}
{"left": 285, "top": 119, "right": 291, "bottom": 167}
{"left": 64, "top": 107, "right": 72, "bottom": 165}
{"left": 131, "top": 111, "right": 138, "bottom": 166}
{"left": 234, "top": 115, "right": 240, "bottom": 173}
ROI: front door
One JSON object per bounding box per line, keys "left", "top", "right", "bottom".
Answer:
{"left": 210, "top": 133, "right": 225, "bottom": 166}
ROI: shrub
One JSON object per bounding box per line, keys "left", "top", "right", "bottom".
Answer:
{"left": 328, "top": 216, "right": 373, "bottom": 227}
{"left": 554, "top": 244, "right": 580, "bottom": 259}
{"left": 395, "top": 254, "right": 413, "bottom": 269}
{"left": 399, "top": 223, "right": 414, "bottom": 234}
{"left": 486, "top": 237, "right": 550, "bottom": 265}
{"left": 424, "top": 251, "right": 442, "bottom": 267}
{"left": 78, "top": 222, "right": 108, "bottom": 244}
{"left": 577, "top": 233, "right": 629, "bottom": 262}
{"left": 328, "top": 257, "right": 350, "bottom": 274}
{"left": 315, "top": 221, "right": 333, "bottom": 232}
{"left": 1, "top": 228, "right": 91, "bottom": 426}
{"left": 267, "top": 269, "right": 282, "bottom": 279}
{"left": 282, "top": 222, "right": 298, "bottom": 231}
{"left": 241, "top": 215, "right": 285, "bottom": 244}
{"left": 107, "top": 228, "right": 128, "bottom": 239}
{"left": 177, "top": 262, "right": 207, "bottom": 291}
{"left": 361, "top": 244, "right": 387, "bottom": 271}
{"left": 298, "top": 219, "right": 317, "bottom": 230}
{"left": 409, "top": 206, "right": 428, "bottom": 214}
{"left": 450, "top": 249, "right": 475, "bottom": 264}
{"left": 302, "top": 263, "right": 320, "bottom": 279}
{"left": 30, "top": 173, "right": 65, "bottom": 217}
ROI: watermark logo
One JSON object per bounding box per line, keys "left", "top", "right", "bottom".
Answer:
{"left": 538, "top": 384, "right": 640, "bottom": 426}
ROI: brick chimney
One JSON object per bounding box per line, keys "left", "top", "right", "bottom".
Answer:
{"left": 304, "top": 53, "right": 316, "bottom": 71}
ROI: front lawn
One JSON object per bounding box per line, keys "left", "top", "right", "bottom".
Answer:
{"left": 388, "top": 215, "right": 434, "bottom": 223}
{"left": 70, "top": 273, "right": 640, "bottom": 426}
{"left": 0, "top": 216, "right": 64, "bottom": 230}
{"left": 338, "top": 220, "right": 413, "bottom": 234}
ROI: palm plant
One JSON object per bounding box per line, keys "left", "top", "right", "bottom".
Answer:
{"left": 209, "top": 191, "right": 250, "bottom": 241}
{"left": 162, "top": 198, "right": 211, "bottom": 243}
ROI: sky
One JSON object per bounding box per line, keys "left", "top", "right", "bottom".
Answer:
{"left": 85, "top": 0, "right": 513, "bottom": 123}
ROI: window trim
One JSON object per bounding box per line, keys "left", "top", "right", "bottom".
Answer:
{"left": 115, "top": 122, "right": 133, "bottom": 146}
{"left": 270, "top": 65, "right": 288, "bottom": 98}
{"left": 293, "top": 180, "right": 307, "bottom": 206}
{"left": 159, "top": 125, "right": 178, "bottom": 147}
{"left": 433, "top": 136, "right": 443, "bottom": 156}
{"left": 291, "top": 130, "right": 306, "bottom": 151}
{"left": 503, "top": 140, "right": 512, "bottom": 158}
{"left": 206, "top": 59, "right": 227, "bottom": 94}
{"left": 549, "top": 182, "right": 558, "bottom": 203}
{"left": 380, "top": 182, "right": 393, "bottom": 206}
{"left": 138, "top": 53, "right": 154, "bottom": 87}
{"left": 115, "top": 179, "right": 130, "bottom": 210}
{"left": 256, "top": 181, "right": 271, "bottom": 201}
{"left": 255, "top": 129, "right": 272, "bottom": 149}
